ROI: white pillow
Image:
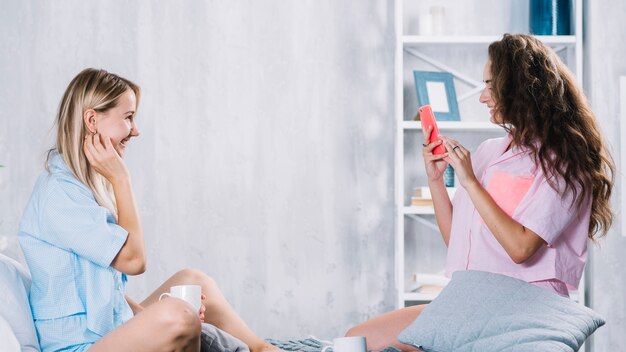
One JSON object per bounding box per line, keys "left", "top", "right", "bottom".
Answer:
{"left": 0, "top": 253, "right": 40, "bottom": 351}
{"left": 0, "top": 315, "right": 21, "bottom": 352}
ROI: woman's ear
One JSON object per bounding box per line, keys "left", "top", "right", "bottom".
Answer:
{"left": 83, "top": 109, "right": 97, "bottom": 133}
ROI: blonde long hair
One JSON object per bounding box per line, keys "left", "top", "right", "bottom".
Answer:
{"left": 47, "top": 68, "right": 140, "bottom": 218}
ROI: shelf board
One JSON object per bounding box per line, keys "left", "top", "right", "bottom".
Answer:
{"left": 401, "top": 120, "right": 504, "bottom": 131}
{"left": 402, "top": 35, "right": 576, "bottom": 46}
{"left": 403, "top": 288, "right": 579, "bottom": 303}
{"left": 403, "top": 292, "right": 439, "bottom": 302}
{"left": 403, "top": 206, "right": 434, "bottom": 215}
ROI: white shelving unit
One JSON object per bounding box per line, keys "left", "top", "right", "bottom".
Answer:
{"left": 622, "top": 76, "right": 626, "bottom": 238}
{"left": 403, "top": 35, "right": 577, "bottom": 46}
{"left": 394, "top": 0, "right": 584, "bottom": 308}
{"left": 400, "top": 121, "right": 501, "bottom": 131}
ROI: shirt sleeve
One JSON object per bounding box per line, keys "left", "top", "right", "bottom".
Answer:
{"left": 513, "top": 175, "right": 581, "bottom": 246}
{"left": 40, "top": 177, "right": 128, "bottom": 268}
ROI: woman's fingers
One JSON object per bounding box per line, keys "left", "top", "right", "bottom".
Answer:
{"left": 199, "top": 303, "right": 206, "bottom": 321}
{"left": 443, "top": 139, "right": 465, "bottom": 157}
{"left": 84, "top": 133, "right": 118, "bottom": 168}
{"left": 421, "top": 125, "right": 432, "bottom": 147}
{"left": 89, "top": 134, "right": 119, "bottom": 159}
{"left": 422, "top": 139, "right": 444, "bottom": 155}
{"left": 92, "top": 133, "right": 106, "bottom": 153}
{"left": 103, "top": 135, "right": 115, "bottom": 151}
{"left": 426, "top": 152, "right": 449, "bottom": 161}
{"left": 442, "top": 140, "right": 462, "bottom": 169}
{"left": 442, "top": 137, "right": 469, "bottom": 156}
{"left": 440, "top": 135, "right": 459, "bottom": 144}
{"left": 85, "top": 134, "right": 106, "bottom": 164}
{"left": 83, "top": 135, "right": 98, "bottom": 159}
{"left": 442, "top": 139, "right": 455, "bottom": 154}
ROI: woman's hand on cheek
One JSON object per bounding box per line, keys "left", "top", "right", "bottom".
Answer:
{"left": 441, "top": 137, "right": 478, "bottom": 189}
{"left": 83, "top": 133, "right": 129, "bottom": 184}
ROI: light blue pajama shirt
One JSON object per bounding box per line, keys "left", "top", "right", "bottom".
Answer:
{"left": 18, "top": 151, "right": 134, "bottom": 351}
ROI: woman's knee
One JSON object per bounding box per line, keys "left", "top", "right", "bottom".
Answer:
{"left": 345, "top": 324, "right": 363, "bottom": 337}
{"left": 175, "top": 268, "right": 217, "bottom": 287}
{"left": 157, "top": 298, "right": 202, "bottom": 340}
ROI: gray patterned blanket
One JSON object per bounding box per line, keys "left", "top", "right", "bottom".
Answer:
{"left": 266, "top": 337, "right": 401, "bottom": 352}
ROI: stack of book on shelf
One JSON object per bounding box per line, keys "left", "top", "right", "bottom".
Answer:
{"left": 409, "top": 273, "right": 450, "bottom": 294}
{"left": 411, "top": 186, "right": 456, "bottom": 207}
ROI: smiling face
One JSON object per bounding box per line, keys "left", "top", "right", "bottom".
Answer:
{"left": 94, "top": 89, "right": 140, "bottom": 156}
{"left": 479, "top": 60, "right": 502, "bottom": 124}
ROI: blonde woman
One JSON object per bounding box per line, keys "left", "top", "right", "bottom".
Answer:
{"left": 18, "top": 68, "right": 275, "bottom": 352}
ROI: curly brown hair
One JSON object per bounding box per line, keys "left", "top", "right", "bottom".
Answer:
{"left": 488, "top": 33, "right": 614, "bottom": 240}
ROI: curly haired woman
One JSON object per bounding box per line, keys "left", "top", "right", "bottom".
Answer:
{"left": 347, "top": 33, "right": 615, "bottom": 351}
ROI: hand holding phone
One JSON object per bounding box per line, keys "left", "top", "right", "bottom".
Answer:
{"left": 419, "top": 105, "right": 445, "bottom": 155}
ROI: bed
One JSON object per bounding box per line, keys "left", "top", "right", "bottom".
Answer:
{"left": 1, "top": 253, "right": 605, "bottom": 352}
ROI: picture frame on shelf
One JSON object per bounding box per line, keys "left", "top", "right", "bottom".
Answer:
{"left": 413, "top": 71, "right": 460, "bottom": 121}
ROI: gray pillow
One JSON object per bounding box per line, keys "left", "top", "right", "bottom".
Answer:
{"left": 397, "top": 270, "right": 604, "bottom": 352}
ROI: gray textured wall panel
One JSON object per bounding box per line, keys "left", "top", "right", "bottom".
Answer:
{"left": 586, "top": 0, "right": 626, "bottom": 349}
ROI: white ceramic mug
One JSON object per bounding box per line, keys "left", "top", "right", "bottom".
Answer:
{"left": 321, "top": 336, "right": 367, "bottom": 352}
{"left": 158, "top": 284, "right": 202, "bottom": 309}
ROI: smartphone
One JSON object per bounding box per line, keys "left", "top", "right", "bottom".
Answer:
{"left": 419, "top": 105, "right": 445, "bottom": 155}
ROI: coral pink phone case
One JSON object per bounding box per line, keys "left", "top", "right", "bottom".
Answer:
{"left": 419, "top": 105, "right": 445, "bottom": 155}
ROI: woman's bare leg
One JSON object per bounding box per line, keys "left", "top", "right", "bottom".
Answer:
{"left": 140, "top": 268, "right": 275, "bottom": 352}
{"left": 91, "top": 298, "right": 201, "bottom": 352}
{"left": 345, "top": 304, "right": 426, "bottom": 352}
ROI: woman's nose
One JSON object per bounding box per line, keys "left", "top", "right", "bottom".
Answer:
{"left": 131, "top": 123, "right": 141, "bottom": 137}
{"left": 479, "top": 89, "right": 489, "bottom": 104}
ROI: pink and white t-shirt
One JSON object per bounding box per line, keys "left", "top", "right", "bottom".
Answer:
{"left": 445, "top": 133, "right": 591, "bottom": 297}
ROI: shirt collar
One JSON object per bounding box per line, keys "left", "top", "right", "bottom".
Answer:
{"left": 47, "top": 150, "right": 72, "bottom": 175}
{"left": 487, "top": 133, "right": 528, "bottom": 168}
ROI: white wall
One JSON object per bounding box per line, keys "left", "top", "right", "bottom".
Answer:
{"left": 585, "top": 1, "right": 626, "bottom": 350}
{"left": 0, "top": 0, "right": 395, "bottom": 339}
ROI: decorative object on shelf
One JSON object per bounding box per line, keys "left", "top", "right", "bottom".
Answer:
{"left": 409, "top": 272, "right": 450, "bottom": 294}
{"left": 429, "top": 6, "right": 445, "bottom": 35}
{"left": 529, "top": 0, "right": 571, "bottom": 35}
{"left": 413, "top": 71, "right": 460, "bottom": 121}
{"left": 443, "top": 164, "right": 454, "bottom": 188}
{"left": 416, "top": 6, "right": 446, "bottom": 36}
{"left": 411, "top": 186, "right": 457, "bottom": 207}
{"left": 411, "top": 187, "right": 433, "bottom": 207}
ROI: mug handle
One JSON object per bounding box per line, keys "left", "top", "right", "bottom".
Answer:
{"left": 321, "top": 346, "right": 332, "bottom": 352}
{"left": 158, "top": 292, "right": 172, "bottom": 301}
